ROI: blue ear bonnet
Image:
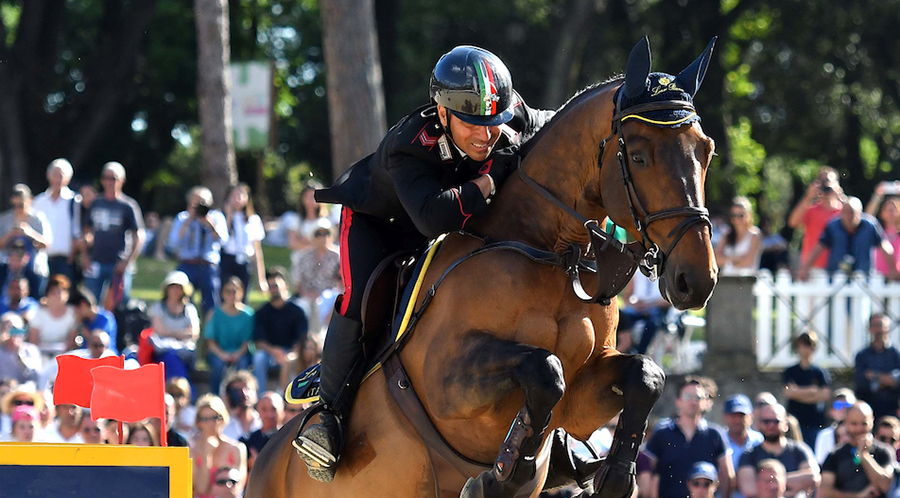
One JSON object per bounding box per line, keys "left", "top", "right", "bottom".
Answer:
{"left": 616, "top": 72, "right": 699, "bottom": 128}
{"left": 617, "top": 36, "right": 717, "bottom": 129}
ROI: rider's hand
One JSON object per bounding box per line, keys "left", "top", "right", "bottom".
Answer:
{"left": 471, "top": 175, "right": 494, "bottom": 199}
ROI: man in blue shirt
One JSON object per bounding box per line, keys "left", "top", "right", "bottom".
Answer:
{"left": 798, "top": 197, "right": 898, "bottom": 279}
{"left": 0, "top": 276, "right": 39, "bottom": 322}
{"left": 81, "top": 162, "right": 145, "bottom": 306}
{"left": 645, "top": 376, "right": 734, "bottom": 498}
{"left": 69, "top": 287, "right": 118, "bottom": 354}
{"left": 723, "top": 394, "right": 764, "bottom": 488}
{"left": 855, "top": 314, "right": 900, "bottom": 420}
{"left": 167, "top": 186, "right": 228, "bottom": 316}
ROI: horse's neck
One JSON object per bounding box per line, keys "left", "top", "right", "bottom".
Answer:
{"left": 472, "top": 90, "right": 613, "bottom": 251}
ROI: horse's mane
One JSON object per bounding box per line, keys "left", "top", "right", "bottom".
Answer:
{"left": 519, "top": 76, "right": 623, "bottom": 157}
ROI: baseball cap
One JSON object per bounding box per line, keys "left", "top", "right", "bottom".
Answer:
{"left": 688, "top": 461, "right": 718, "bottom": 481}
{"left": 723, "top": 394, "right": 753, "bottom": 415}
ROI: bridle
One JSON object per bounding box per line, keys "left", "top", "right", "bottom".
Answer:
{"left": 517, "top": 85, "right": 710, "bottom": 303}
{"left": 600, "top": 88, "right": 711, "bottom": 281}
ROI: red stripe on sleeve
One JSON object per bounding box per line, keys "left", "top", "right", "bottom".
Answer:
{"left": 338, "top": 207, "right": 353, "bottom": 316}
{"left": 451, "top": 188, "right": 472, "bottom": 228}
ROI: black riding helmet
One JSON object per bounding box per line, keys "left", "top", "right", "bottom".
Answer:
{"left": 429, "top": 46, "right": 515, "bottom": 127}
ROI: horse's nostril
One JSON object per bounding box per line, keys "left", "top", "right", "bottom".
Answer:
{"left": 676, "top": 272, "right": 691, "bottom": 298}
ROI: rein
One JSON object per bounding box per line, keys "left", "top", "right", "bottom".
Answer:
{"left": 518, "top": 87, "right": 710, "bottom": 303}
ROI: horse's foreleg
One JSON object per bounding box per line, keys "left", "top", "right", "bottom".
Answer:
{"left": 455, "top": 340, "right": 565, "bottom": 498}
{"left": 590, "top": 354, "right": 665, "bottom": 498}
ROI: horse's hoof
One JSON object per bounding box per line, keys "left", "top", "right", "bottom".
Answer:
{"left": 294, "top": 424, "right": 338, "bottom": 483}
{"left": 459, "top": 471, "right": 495, "bottom": 498}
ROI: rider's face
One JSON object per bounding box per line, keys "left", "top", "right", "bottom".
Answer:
{"left": 438, "top": 106, "right": 501, "bottom": 162}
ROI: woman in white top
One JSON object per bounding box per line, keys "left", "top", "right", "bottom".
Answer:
{"left": 715, "top": 196, "right": 763, "bottom": 275}
{"left": 221, "top": 183, "right": 267, "bottom": 299}
{"left": 288, "top": 182, "right": 329, "bottom": 254}
{"left": 28, "top": 274, "right": 77, "bottom": 356}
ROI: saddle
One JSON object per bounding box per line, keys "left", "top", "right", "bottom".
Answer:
{"left": 286, "top": 242, "right": 429, "bottom": 404}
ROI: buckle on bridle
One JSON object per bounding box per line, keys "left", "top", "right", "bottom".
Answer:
{"left": 640, "top": 244, "right": 661, "bottom": 282}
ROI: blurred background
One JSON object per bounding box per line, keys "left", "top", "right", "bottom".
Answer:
{"left": 0, "top": 0, "right": 898, "bottom": 230}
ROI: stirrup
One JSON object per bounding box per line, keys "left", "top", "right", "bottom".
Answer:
{"left": 293, "top": 404, "right": 345, "bottom": 477}
{"left": 293, "top": 430, "right": 337, "bottom": 469}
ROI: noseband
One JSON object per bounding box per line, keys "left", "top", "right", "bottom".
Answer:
{"left": 517, "top": 86, "right": 710, "bottom": 303}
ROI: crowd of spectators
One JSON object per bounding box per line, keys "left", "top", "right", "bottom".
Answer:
{"left": 0, "top": 158, "right": 340, "bottom": 496}
{"left": 710, "top": 166, "right": 900, "bottom": 280}
{"left": 5, "top": 157, "right": 900, "bottom": 497}
{"left": 592, "top": 312, "right": 900, "bottom": 498}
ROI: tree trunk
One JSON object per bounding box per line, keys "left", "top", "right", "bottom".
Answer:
{"left": 542, "top": 0, "right": 596, "bottom": 108}
{"left": 194, "top": 0, "right": 238, "bottom": 207}
{"left": 320, "top": 0, "right": 387, "bottom": 179}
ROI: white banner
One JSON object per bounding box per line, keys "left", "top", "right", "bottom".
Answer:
{"left": 231, "top": 61, "right": 271, "bottom": 151}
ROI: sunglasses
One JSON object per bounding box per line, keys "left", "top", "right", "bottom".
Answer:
{"left": 689, "top": 480, "right": 712, "bottom": 488}
{"left": 877, "top": 435, "right": 898, "bottom": 444}
{"left": 215, "top": 479, "right": 238, "bottom": 487}
{"left": 833, "top": 400, "right": 853, "bottom": 411}
{"left": 198, "top": 415, "right": 223, "bottom": 422}
{"left": 681, "top": 393, "right": 710, "bottom": 401}
{"left": 759, "top": 418, "right": 782, "bottom": 425}
{"left": 314, "top": 231, "right": 330, "bottom": 237}
{"left": 729, "top": 212, "right": 746, "bottom": 219}
{"left": 12, "top": 399, "right": 35, "bottom": 407}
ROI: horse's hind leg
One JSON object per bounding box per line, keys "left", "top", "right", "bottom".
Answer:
{"left": 452, "top": 338, "right": 565, "bottom": 498}
{"left": 590, "top": 354, "right": 664, "bottom": 498}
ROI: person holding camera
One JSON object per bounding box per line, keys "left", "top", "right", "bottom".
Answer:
{"left": 866, "top": 182, "right": 900, "bottom": 279}
{"left": 798, "top": 197, "right": 900, "bottom": 280}
{"left": 219, "top": 370, "right": 262, "bottom": 441}
{"left": 167, "top": 186, "right": 229, "bottom": 316}
{"left": 788, "top": 167, "right": 844, "bottom": 273}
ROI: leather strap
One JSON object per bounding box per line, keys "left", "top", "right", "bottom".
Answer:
{"left": 384, "top": 354, "right": 553, "bottom": 497}
{"left": 384, "top": 355, "right": 491, "bottom": 479}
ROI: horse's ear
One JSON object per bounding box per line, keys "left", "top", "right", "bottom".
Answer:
{"left": 677, "top": 36, "right": 717, "bottom": 97}
{"left": 624, "top": 36, "right": 652, "bottom": 99}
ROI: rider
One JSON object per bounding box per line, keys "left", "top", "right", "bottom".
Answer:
{"left": 294, "top": 45, "right": 554, "bottom": 482}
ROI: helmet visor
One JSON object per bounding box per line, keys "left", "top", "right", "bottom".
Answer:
{"left": 449, "top": 106, "right": 515, "bottom": 127}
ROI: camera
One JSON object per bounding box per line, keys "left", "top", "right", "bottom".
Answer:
{"left": 820, "top": 185, "right": 835, "bottom": 195}
{"left": 226, "top": 386, "right": 244, "bottom": 407}
{"left": 882, "top": 182, "right": 900, "bottom": 196}
{"left": 194, "top": 201, "right": 211, "bottom": 217}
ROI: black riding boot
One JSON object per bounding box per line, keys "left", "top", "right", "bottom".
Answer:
{"left": 294, "top": 309, "right": 365, "bottom": 482}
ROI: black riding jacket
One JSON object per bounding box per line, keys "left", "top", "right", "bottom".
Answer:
{"left": 316, "top": 94, "right": 554, "bottom": 238}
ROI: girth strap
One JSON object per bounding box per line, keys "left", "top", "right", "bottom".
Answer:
{"left": 384, "top": 354, "right": 553, "bottom": 497}
{"left": 384, "top": 354, "right": 491, "bottom": 494}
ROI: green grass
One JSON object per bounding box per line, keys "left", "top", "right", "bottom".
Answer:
{"left": 131, "top": 245, "right": 294, "bottom": 308}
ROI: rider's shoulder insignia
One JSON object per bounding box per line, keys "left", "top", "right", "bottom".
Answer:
{"left": 437, "top": 135, "right": 453, "bottom": 161}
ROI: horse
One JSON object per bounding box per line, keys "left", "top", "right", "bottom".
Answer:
{"left": 246, "top": 36, "right": 719, "bottom": 498}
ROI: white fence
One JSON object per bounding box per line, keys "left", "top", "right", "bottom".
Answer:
{"left": 753, "top": 270, "right": 900, "bottom": 370}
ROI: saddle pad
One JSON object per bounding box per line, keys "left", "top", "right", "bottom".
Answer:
{"left": 392, "top": 234, "right": 446, "bottom": 343}
{"left": 285, "top": 363, "right": 321, "bottom": 405}
{"left": 284, "top": 234, "right": 446, "bottom": 405}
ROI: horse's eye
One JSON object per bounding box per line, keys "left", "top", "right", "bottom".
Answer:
{"left": 630, "top": 153, "right": 644, "bottom": 165}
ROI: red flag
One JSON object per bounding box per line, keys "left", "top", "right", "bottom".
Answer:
{"left": 89, "top": 363, "right": 166, "bottom": 425}
{"left": 54, "top": 355, "right": 125, "bottom": 408}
